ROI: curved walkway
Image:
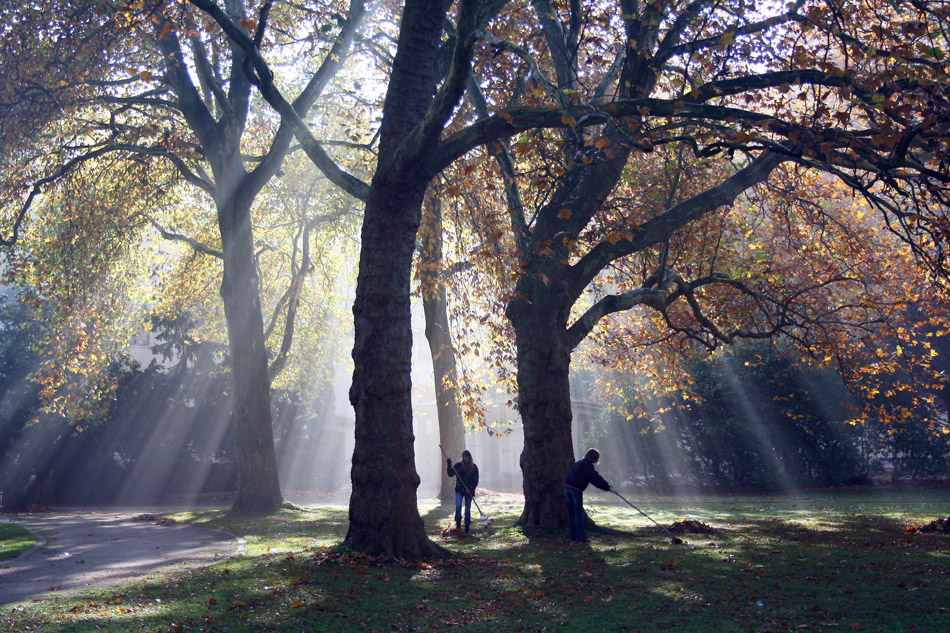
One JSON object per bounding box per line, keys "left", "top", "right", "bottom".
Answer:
{"left": 0, "top": 510, "right": 244, "bottom": 605}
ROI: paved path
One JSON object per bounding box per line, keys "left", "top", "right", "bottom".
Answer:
{"left": 0, "top": 510, "right": 244, "bottom": 605}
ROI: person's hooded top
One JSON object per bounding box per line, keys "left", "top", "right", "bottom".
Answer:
{"left": 565, "top": 458, "right": 611, "bottom": 492}
{"left": 447, "top": 460, "right": 479, "bottom": 497}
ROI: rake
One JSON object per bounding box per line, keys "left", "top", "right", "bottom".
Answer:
{"left": 611, "top": 490, "right": 684, "bottom": 544}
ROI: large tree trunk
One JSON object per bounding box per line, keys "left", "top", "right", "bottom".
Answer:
{"left": 420, "top": 192, "right": 466, "bottom": 502}
{"left": 345, "top": 0, "right": 470, "bottom": 558}
{"left": 217, "top": 195, "right": 283, "bottom": 513}
{"left": 508, "top": 290, "right": 576, "bottom": 527}
{"left": 345, "top": 182, "right": 439, "bottom": 558}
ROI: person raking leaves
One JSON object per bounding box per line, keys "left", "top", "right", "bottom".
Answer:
{"left": 446, "top": 450, "right": 479, "bottom": 534}
{"left": 565, "top": 448, "right": 613, "bottom": 544}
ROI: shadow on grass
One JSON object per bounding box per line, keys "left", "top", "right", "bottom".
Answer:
{"left": 6, "top": 500, "right": 948, "bottom": 633}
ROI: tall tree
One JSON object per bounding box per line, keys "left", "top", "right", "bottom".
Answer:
{"left": 218, "top": 0, "right": 509, "bottom": 555}
{"left": 0, "top": 0, "right": 368, "bottom": 512}
{"left": 426, "top": 0, "right": 950, "bottom": 526}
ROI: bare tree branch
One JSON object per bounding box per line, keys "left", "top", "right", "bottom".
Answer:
{"left": 150, "top": 219, "right": 223, "bottom": 258}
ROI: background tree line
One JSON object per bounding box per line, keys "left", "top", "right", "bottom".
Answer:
{"left": 589, "top": 340, "right": 950, "bottom": 492}
{"left": 0, "top": 295, "right": 341, "bottom": 510}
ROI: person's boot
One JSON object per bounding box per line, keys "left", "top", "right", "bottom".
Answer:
{"left": 455, "top": 520, "right": 461, "bottom": 532}
{"left": 464, "top": 523, "right": 470, "bottom": 534}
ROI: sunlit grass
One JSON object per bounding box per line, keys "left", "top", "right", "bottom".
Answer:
{"left": 1, "top": 490, "right": 948, "bottom": 632}
{"left": 0, "top": 523, "right": 38, "bottom": 560}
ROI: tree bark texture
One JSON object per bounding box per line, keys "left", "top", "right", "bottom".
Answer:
{"left": 344, "top": 0, "right": 455, "bottom": 559}
{"left": 217, "top": 194, "right": 283, "bottom": 513}
{"left": 345, "top": 181, "right": 439, "bottom": 558}
{"left": 508, "top": 286, "right": 576, "bottom": 527}
{"left": 340, "top": 0, "right": 510, "bottom": 556}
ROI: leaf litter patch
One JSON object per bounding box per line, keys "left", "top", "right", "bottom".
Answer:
{"left": 668, "top": 519, "right": 718, "bottom": 534}
{"left": 133, "top": 513, "right": 180, "bottom": 526}
{"left": 904, "top": 516, "right": 950, "bottom": 534}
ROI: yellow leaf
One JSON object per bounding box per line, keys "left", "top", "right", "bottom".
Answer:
{"left": 594, "top": 137, "right": 611, "bottom": 149}
{"left": 721, "top": 31, "right": 736, "bottom": 46}
{"left": 558, "top": 208, "right": 572, "bottom": 219}
{"left": 560, "top": 115, "right": 577, "bottom": 129}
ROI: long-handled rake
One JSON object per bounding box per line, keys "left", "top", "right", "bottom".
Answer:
{"left": 438, "top": 444, "right": 490, "bottom": 523}
{"left": 612, "top": 490, "right": 684, "bottom": 544}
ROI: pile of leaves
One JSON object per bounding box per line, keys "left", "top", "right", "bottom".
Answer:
{"left": 905, "top": 516, "right": 950, "bottom": 534}
{"left": 439, "top": 526, "right": 477, "bottom": 539}
{"left": 133, "top": 514, "right": 179, "bottom": 526}
{"left": 668, "top": 519, "right": 718, "bottom": 534}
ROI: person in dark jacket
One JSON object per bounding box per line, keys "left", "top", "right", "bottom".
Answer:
{"left": 447, "top": 450, "right": 479, "bottom": 533}
{"left": 565, "top": 448, "right": 613, "bottom": 544}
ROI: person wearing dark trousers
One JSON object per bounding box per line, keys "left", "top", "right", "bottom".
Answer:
{"left": 447, "top": 450, "right": 479, "bottom": 533}
{"left": 565, "top": 448, "right": 613, "bottom": 544}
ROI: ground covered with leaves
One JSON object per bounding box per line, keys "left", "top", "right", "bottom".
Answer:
{"left": 2, "top": 490, "right": 948, "bottom": 632}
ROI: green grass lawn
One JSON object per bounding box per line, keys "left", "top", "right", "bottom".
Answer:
{"left": 0, "top": 523, "right": 38, "bottom": 561}
{"left": 1, "top": 489, "right": 948, "bottom": 632}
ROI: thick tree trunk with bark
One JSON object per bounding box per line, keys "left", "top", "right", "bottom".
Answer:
{"left": 344, "top": 0, "right": 475, "bottom": 558}
{"left": 217, "top": 194, "right": 283, "bottom": 513}
{"left": 345, "top": 181, "right": 439, "bottom": 558}
{"left": 508, "top": 287, "right": 576, "bottom": 527}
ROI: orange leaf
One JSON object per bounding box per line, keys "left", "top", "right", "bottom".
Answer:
{"left": 558, "top": 207, "right": 572, "bottom": 219}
